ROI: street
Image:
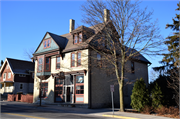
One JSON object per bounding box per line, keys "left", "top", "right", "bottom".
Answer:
{"left": 1, "top": 101, "right": 111, "bottom": 119}
{"left": 1, "top": 101, "right": 173, "bottom": 119}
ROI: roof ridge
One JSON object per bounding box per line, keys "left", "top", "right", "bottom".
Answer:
{"left": 7, "top": 58, "right": 33, "bottom": 63}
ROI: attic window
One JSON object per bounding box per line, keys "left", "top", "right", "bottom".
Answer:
{"left": 74, "top": 32, "right": 82, "bottom": 44}
{"left": 44, "top": 39, "right": 51, "bottom": 49}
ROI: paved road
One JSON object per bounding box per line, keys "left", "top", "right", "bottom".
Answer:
{"left": 1, "top": 101, "right": 174, "bottom": 119}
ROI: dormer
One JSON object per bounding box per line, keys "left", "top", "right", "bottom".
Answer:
{"left": 71, "top": 25, "right": 95, "bottom": 44}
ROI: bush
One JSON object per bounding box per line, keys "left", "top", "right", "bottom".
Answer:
{"left": 151, "top": 82, "right": 163, "bottom": 109}
{"left": 131, "top": 78, "right": 150, "bottom": 112}
{"left": 155, "top": 106, "right": 179, "bottom": 118}
{"left": 141, "top": 105, "right": 153, "bottom": 114}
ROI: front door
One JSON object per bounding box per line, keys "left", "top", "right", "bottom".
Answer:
{"left": 66, "top": 87, "right": 70, "bottom": 102}
{"left": 55, "top": 78, "right": 64, "bottom": 102}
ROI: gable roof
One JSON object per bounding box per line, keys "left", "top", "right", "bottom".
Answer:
{"left": 34, "top": 32, "right": 68, "bottom": 55}
{"left": 0, "top": 58, "right": 34, "bottom": 75}
{"left": 33, "top": 21, "right": 151, "bottom": 64}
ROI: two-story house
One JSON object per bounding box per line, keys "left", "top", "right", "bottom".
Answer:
{"left": 32, "top": 9, "right": 151, "bottom": 108}
{"left": 0, "top": 58, "right": 34, "bottom": 95}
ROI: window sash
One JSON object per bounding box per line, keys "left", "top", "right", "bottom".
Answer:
{"left": 77, "top": 52, "right": 81, "bottom": 66}
{"left": 74, "top": 35, "right": 78, "bottom": 44}
{"left": 79, "top": 33, "right": 82, "bottom": 43}
{"left": 3, "top": 73, "right": 6, "bottom": 79}
{"left": 56, "top": 57, "right": 60, "bottom": 69}
{"left": 45, "top": 57, "right": 50, "bottom": 71}
{"left": 8, "top": 73, "right": 11, "bottom": 79}
{"left": 71, "top": 53, "right": 75, "bottom": 67}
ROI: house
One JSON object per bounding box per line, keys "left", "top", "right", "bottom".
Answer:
{"left": 0, "top": 58, "right": 34, "bottom": 95}
{"left": 32, "top": 9, "right": 151, "bottom": 108}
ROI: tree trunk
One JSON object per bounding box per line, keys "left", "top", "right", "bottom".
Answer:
{"left": 119, "top": 53, "right": 125, "bottom": 112}
{"left": 114, "top": 55, "right": 124, "bottom": 112}
{"left": 119, "top": 79, "right": 124, "bottom": 112}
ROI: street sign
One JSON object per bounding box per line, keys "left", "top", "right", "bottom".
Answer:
{"left": 110, "top": 85, "right": 114, "bottom": 92}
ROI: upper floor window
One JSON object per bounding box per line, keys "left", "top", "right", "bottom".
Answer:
{"left": 56, "top": 56, "right": 60, "bottom": 69}
{"left": 3, "top": 73, "right": 6, "bottom": 81}
{"left": 71, "top": 53, "right": 75, "bottom": 67}
{"left": 77, "top": 52, "right": 81, "bottom": 67}
{"left": 45, "top": 57, "right": 50, "bottom": 71}
{"left": 74, "top": 32, "right": 83, "bottom": 44}
{"left": 44, "top": 39, "right": 51, "bottom": 49}
{"left": 97, "top": 53, "right": 102, "bottom": 67}
{"left": 74, "top": 34, "right": 78, "bottom": 44}
{"left": 131, "top": 61, "right": 135, "bottom": 73}
{"left": 38, "top": 57, "right": 43, "bottom": 72}
{"left": 79, "top": 33, "right": 82, "bottom": 43}
{"left": 8, "top": 72, "right": 11, "bottom": 79}
{"left": 7, "top": 64, "right": 9, "bottom": 69}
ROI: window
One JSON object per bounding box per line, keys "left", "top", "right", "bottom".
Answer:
{"left": 45, "top": 57, "right": 50, "bottom": 71}
{"left": 7, "top": 64, "right": 9, "bottom": 69}
{"left": 20, "top": 84, "right": 23, "bottom": 89}
{"left": 74, "top": 32, "right": 83, "bottom": 44}
{"left": 97, "top": 53, "right": 102, "bottom": 67}
{"left": 8, "top": 72, "right": 11, "bottom": 79}
{"left": 79, "top": 33, "right": 82, "bottom": 43}
{"left": 32, "top": 73, "right": 34, "bottom": 79}
{"left": 56, "top": 56, "right": 60, "bottom": 69}
{"left": 131, "top": 61, "right": 135, "bottom": 73}
{"left": 43, "top": 39, "right": 51, "bottom": 49}
{"left": 74, "top": 34, "right": 78, "bottom": 44}
{"left": 38, "top": 57, "right": 43, "bottom": 72}
{"left": 3, "top": 73, "right": 6, "bottom": 81}
{"left": 76, "top": 75, "right": 84, "bottom": 83}
{"left": 19, "top": 74, "right": 26, "bottom": 77}
{"left": 76, "top": 75, "right": 84, "bottom": 94}
{"left": 40, "top": 83, "right": 48, "bottom": 98}
{"left": 71, "top": 53, "right": 75, "bottom": 67}
{"left": 77, "top": 52, "right": 81, "bottom": 66}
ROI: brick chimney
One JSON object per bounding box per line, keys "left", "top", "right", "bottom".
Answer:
{"left": 69, "top": 19, "right": 75, "bottom": 33}
{"left": 104, "top": 9, "right": 110, "bottom": 22}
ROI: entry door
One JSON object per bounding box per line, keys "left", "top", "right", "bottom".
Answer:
{"left": 66, "top": 87, "right": 70, "bottom": 102}
{"left": 55, "top": 78, "right": 64, "bottom": 102}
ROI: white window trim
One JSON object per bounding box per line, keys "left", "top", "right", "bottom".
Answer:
{"left": 3, "top": 73, "right": 6, "bottom": 81}
{"left": 8, "top": 72, "right": 11, "bottom": 79}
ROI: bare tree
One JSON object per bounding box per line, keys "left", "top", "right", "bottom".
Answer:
{"left": 23, "top": 48, "right": 35, "bottom": 61}
{"left": 167, "top": 68, "right": 179, "bottom": 107}
{"left": 81, "top": 0, "right": 163, "bottom": 111}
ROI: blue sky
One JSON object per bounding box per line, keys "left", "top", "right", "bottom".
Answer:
{"left": 0, "top": 0, "right": 179, "bottom": 82}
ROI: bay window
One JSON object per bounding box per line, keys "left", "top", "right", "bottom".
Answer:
{"left": 45, "top": 57, "right": 50, "bottom": 71}
{"left": 38, "top": 57, "right": 43, "bottom": 72}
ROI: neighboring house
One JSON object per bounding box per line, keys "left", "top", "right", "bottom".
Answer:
{"left": 0, "top": 58, "right": 34, "bottom": 95}
{"left": 32, "top": 9, "right": 151, "bottom": 108}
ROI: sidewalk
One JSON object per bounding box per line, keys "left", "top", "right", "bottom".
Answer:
{"left": 1, "top": 101, "right": 176, "bottom": 119}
